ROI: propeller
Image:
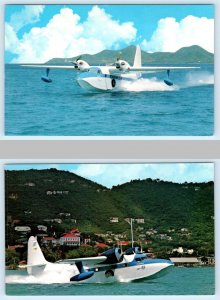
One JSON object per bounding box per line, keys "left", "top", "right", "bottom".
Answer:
{"left": 72, "top": 55, "right": 82, "bottom": 68}
{"left": 107, "top": 52, "right": 122, "bottom": 67}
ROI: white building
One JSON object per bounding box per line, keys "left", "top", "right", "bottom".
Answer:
{"left": 14, "top": 226, "right": 31, "bottom": 232}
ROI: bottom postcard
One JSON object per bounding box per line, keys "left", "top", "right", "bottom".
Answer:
{"left": 5, "top": 162, "right": 214, "bottom": 295}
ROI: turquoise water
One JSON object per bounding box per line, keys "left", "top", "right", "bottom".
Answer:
{"left": 5, "top": 267, "right": 215, "bottom": 295}
{"left": 5, "top": 64, "right": 213, "bottom": 136}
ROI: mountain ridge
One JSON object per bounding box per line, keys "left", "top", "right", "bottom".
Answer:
{"left": 47, "top": 45, "right": 214, "bottom": 65}
{"left": 5, "top": 169, "right": 214, "bottom": 236}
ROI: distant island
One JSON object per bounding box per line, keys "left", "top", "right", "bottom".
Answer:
{"left": 46, "top": 45, "right": 214, "bottom": 65}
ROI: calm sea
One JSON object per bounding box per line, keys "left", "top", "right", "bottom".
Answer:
{"left": 5, "top": 267, "right": 214, "bottom": 295}
{"left": 5, "top": 64, "right": 213, "bottom": 136}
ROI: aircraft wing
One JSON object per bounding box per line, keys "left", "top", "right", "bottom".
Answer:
{"left": 55, "top": 256, "right": 107, "bottom": 267}
{"left": 21, "top": 64, "right": 76, "bottom": 69}
{"left": 128, "top": 66, "right": 200, "bottom": 73}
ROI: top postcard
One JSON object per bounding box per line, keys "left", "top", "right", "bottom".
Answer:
{"left": 5, "top": 4, "right": 214, "bottom": 136}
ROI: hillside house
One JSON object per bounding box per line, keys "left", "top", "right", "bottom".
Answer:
{"left": 95, "top": 242, "right": 108, "bottom": 248}
{"left": 118, "top": 241, "right": 129, "bottom": 246}
{"left": 53, "top": 219, "right": 62, "bottom": 224}
{"left": 59, "top": 233, "right": 80, "bottom": 246}
{"left": 69, "top": 228, "right": 80, "bottom": 236}
{"left": 42, "top": 236, "right": 58, "bottom": 246}
{"left": 24, "top": 182, "right": 35, "bottom": 187}
{"left": 8, "top": 192, "right": 18, "bottom": 200}
{"left": 14, "top": 226, "right": 31, "bottom": 232}
{"left": 146, "top": 229, "right": 157, "bottom": 235}
{"left": 59, "top": 213, "right": 71, "bottom": 217}
{"left": 37, "top": 225, "right": 47, "bottom": 232}
{"left": 84, "top": 238, "right": 91, "bottom": 244}
{"left": 135, "top": 218, "right": 145, "bottom": 224}
{"left": 110, "top": 217, "right": 119, "bottom": 223}
{"left": 170, "top": 257, "right": 201, "bottom": 267}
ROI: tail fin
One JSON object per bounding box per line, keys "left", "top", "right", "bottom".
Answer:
{"left": 27, "top": 236, "right": 47, "bottom": 275}
{"left": 133, "top": 45, "right": 141, "bottom": 67}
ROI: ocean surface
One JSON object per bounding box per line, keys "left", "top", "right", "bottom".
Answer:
{"left": 5, "top": 64, "right": 214, "bottom": 136}
{"left": 5, "top": 267, "right": 214, "bottom": 295}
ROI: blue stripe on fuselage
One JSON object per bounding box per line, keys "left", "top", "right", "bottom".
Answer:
{"left": 89, "top": 258, "right": 173, "bottom": 273}
{"left": 78, "top": 72, "right": 134, "bottom": 82}
{"left": 115, "top": 258, "right": 173, "bottom": 269}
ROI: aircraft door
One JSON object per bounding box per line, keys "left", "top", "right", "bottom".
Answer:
{"left": 96, "top": 70, "right": 108, "bottom": 90}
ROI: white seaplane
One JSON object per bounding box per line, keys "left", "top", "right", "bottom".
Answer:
{"left": 23, "top": 235, "right": 174, "bottom": 283}
{"left": 22, "top": 46, "right": 199, "bottom": 92}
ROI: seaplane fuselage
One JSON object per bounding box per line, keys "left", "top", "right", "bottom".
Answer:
{"left": 76, "top": 67, "right": 140, "bottom": 92}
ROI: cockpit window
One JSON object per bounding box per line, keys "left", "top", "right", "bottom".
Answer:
{"left": 89, "top": 68, "right": 102, "bottom": 74}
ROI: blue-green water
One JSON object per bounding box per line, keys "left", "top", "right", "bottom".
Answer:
{"left": 5, "top": 64, "right": 213, "bottom": 136}
{"left": 5, "top": 267, "right": 215, "bottom": 295}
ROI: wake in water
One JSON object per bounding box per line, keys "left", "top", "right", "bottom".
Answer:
{"left": 6, "top": 269, "right": 73, "bottom": 284}
{"left": 181, "top": 71, "right": 214, "bottom": 88}
{"left": 119, "top": 77, "right": 178, "bottom": 92}
{"left": 116, "top": 71, "right": 213, "bottom": 92}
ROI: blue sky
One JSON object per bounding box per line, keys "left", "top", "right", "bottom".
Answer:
{"left": 5, "top": 5, "right": 214, "bottom": 63}
{"left": 5, "top": 163, "right": 214, "bottom": 188}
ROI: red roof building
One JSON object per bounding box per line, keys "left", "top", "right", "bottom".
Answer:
{"left": 95, "top": 242, "right": 108, "bottom": 248}
{"left": 118, "top": 241, "right": 129, "bottom": 246}
{"left": 60, "top": 233, "right": 80, "bottom": 246}
{"left": 69, "top": 229, "right": 80, "bottom": 236}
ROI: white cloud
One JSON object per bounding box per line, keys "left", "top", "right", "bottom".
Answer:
{"left": 5, "top": 23, "right": 19, "bottom": 51}
{"left": 5, "top": 163, "right": 214, "bottom": 188}
{"left": 5, "top": 6, "right": 137, "bottom": 63}
{"left": 141, "top": 16, "right": 214, "bottom": 53}
{"left": 9, "top": 5, "right": 45, "bottom": 32}
{"left": 73, "top": 163, "right": 214, "bottom": 188}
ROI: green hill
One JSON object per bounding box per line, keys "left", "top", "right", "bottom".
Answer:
{"left": 47, "top": 45, "right": 213, "bottom": 65}
{"left": 5, "top": 169, "right": 214, "bottom": 253}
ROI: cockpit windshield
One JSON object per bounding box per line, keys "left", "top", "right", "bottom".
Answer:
{"left": 88, "top": 67, "right": 102, "bottom": 74}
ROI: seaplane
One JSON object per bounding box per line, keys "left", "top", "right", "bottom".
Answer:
{"left": 22, "top": 235, "right": 174, "bottom": 283}
{"left": 22, "top": 46, "right": 199, "bottom": 92}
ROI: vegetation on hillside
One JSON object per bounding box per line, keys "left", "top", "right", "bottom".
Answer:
{"left": 47, "top": 45, "right": 214, "bottom": 65}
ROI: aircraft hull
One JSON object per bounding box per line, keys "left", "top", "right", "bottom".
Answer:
{"left": 26, "top": 236, "right": 174, "bottom": 284}
{"left": 84, "top": 259, "right": 174, "bottom": 283}
{"left": 27, "top": 259, "right": 173, "bottom": 283}
{"left": 77, "top": 72, "right": 138, "bottom": 91}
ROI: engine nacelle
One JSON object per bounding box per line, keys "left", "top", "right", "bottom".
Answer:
{"left": 101, "top": 247, "right": 122, "bottom": 264}
{"left": 115, "top": 59, "right": 130, "bottom": 72}
{"left": 73, "top": 60, "right": 90, "bottom": 71}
